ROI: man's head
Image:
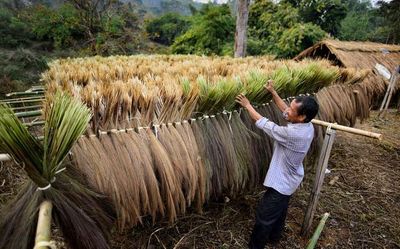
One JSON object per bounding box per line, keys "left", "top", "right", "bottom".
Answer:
{"left": 284, "top": 96, "right": 319, "bottom": 123}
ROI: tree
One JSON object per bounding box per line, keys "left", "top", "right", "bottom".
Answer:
{"left": 247, "top": 0, "right": 326, "bottom": 57}
{"left": 29, "top": 4, "right": 85, "bottom": 48}
{"left": 171, "top": 4, "right": 235, "bottom": 55}
{"left": 66, "top": 0, "right": 117, "bottom": 41}
{"left": 376, "top": 0, "right": 400, "bottom": 44}
{"left": 338, "top": 0, "right": 377, "bottom": 41}
{"left": 145, "top": 13, "right": 190, "bottom": 45}
{"left": 234, "top": 0, "right": 250, "bottom": 57}
{"left": 283, "top": 0, "right": 347, "bottom": 36}
{"left": 0, "top": 7, "right": 32, "bottom": 47}
{"left": 276, "top": 23, "right": 326, "bottom": 57}
{"left": 0, "top": 0, "right": 26, "bottom": 12}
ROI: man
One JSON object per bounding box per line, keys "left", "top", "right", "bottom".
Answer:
{"left": 235, "top": 80, "right": 319, "bottom": 249}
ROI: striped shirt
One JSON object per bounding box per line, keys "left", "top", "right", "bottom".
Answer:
{"left": 255, "top": 117, "right": 314, "bottom": 195}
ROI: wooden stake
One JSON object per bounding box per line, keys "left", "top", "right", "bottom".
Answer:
{"left": 35, "top": 200, "right": 53, "bottom": 249}
{"left": 379, "top": 67, "right": 399, "bottom": 117}
{"left": 306, "top": 212, "right": 330, "bottom": 249}
{"left": 383, "top": 74, "right": 398, "bottom": 111}
{"left": 301, "top": 128, "right": 336, "bottom": 235}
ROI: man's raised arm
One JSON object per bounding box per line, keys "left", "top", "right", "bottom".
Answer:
{"left": 265, "top": 80, "right": 288, "bottom": 113}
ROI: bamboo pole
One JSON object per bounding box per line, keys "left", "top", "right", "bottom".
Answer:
{"left": 306, "top": 213, "right": 330, "bottom": 249}
{"left": 24, "top": 120, "right": 45, "bottom": 127}
{"left": 0, "top": 96, "right": 44, "bottom": 102}
{"left": 5, "top": 91, "right": 44, "bottom": 97}
{"left": 311, "top": 119, "right": 382, "bottom": 140}
{"left": 34, "top": 200, "right": 53, "bottom": 249}
{"left": 0, "top": 98, "right": 44, "bottom": 105}
{"left": 11, "top": 105, "right": 42, "bottom": 111}
{"left": 15, "top": 110, "right": 42, "bottom": 118}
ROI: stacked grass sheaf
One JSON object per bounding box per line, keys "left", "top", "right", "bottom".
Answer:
{"left": 0, "top": 92, "right": 113, "bottom": 249}
{"left": 40, "top": 55, "right": 386, "bottom": 231}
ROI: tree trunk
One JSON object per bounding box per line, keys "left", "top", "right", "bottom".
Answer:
{"left": 234, "top": 0, "right": 250, "bottom": 58}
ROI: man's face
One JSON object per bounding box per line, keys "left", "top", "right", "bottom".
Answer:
{"left": 284, "top": 99, "right": 306, "bottom": 123}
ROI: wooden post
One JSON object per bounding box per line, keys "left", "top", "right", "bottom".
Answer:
{"left": 301, "top": 128, "right": 336, "bottom": 236}
{"left": 35, "top": 200, "right": 53, "bottom": 249}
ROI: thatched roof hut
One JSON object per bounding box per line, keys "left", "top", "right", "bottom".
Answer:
{"left": 295, "top": 39, "right": 400, "bottom": 71}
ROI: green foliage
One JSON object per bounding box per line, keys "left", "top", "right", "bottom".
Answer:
{"left": 375, "top": 0, "right": 400, "bottom": 44}
{"left": 102, "top": 14, "right": 126, "bottom": 35}
{"left": 160, "top": 0, "right": 193, "bottom": 15}
{"left": 171, "top": 4, "right": 235, "bottom": 55}
{"left": 283, "top": 0, "right": 347, "bottom": 36}
{"left": 29, "top": 4, "right": 84, "bottom": 48}
{"left": 0, "top": 48, "right": 48, "bottom": 95}
{"left": 276, "top": 23, "right": 326, "bottom": 58}
{"left": 338, "top": 0, "right": 377, "bottom": 41}
{"left": 248, "top": 0, "right": 326, "bottom": 57}
{"left": 94, "top": 14, "right": 126, "bottom": 53}
{"left": 337, "top": 0, "right": 400, "bottom": 44}
{"left": 0, "top": 7, "right": 32, "bottom": 47}
{"left": 145, "top": 13, "right": 191, "bottom": 45}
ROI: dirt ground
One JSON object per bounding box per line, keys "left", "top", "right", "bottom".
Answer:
{"left": 1, "top": 110, "right": 399, "bottom": 249}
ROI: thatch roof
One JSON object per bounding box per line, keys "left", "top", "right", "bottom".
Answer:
{"left": 295, "top": 39, "right": 400, "bottom": 71}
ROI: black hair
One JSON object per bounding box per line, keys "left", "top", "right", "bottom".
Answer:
{"left": 294, "top": 96, "right": 319, "bottom": 123}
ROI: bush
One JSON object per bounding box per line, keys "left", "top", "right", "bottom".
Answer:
{"left": 0, "top": 48, "right": 48, "bottom": 94}
{"left": 146, "top": 13, "right": 191, "bottom": 46}
{"left": 29, "top": 4, "right": 85, "bottom": 49}
{"left": 275, "top": 23, "right": 326, "bottom": 58}
{"left": 0, "top": 8, "right": 32, "bottom": 47}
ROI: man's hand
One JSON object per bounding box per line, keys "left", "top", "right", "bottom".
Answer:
{"left": 235, "top": 93, "right": 263, "bottom": 121}
{"left": 235, "top": 93, "right": 251, "bottom": 108}
{"left": 264, "top": 79, "right": 288, "bottom": 112}
{"left": 264, "top": 79, "right": 276, "bottom": 93}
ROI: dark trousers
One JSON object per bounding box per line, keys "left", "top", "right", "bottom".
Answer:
{"left": 249, "top": 187, "right": 291, "bottom": 249}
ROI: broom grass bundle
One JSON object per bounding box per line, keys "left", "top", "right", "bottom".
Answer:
{"left": 124, "top": 130, "right": 164, "bottom": 221}
{"left": 138, "top": 128, "right": 185, "bottom": 223}
{"left": 0, "top": 92, "right": 113, "bottom": 249}
{"left": 212, "top": 115, "right": 240, "bottom": 195}
{"left": 108, "top": 132, "right": 144, "bottom": 226}
{"left": 216, "top": 113, "right": 248, "bottom": 191}
{"left": 196, "top": 116, "right": 240, "bottom": 199}
{"left": 190, "top": 119, "right": 213, "bottom": 200}
{"left": 226, "top": 111, "right": 260, "bottom": 190}
{"left": 157, "top": 124, "right": 197, "bottom": 209}
{"left": 177, "top": 121, "right": 206, "bottom": 212}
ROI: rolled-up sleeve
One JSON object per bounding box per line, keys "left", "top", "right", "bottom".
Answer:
{"left": 255, "top": 117, "right": 289, "bottom": 145}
